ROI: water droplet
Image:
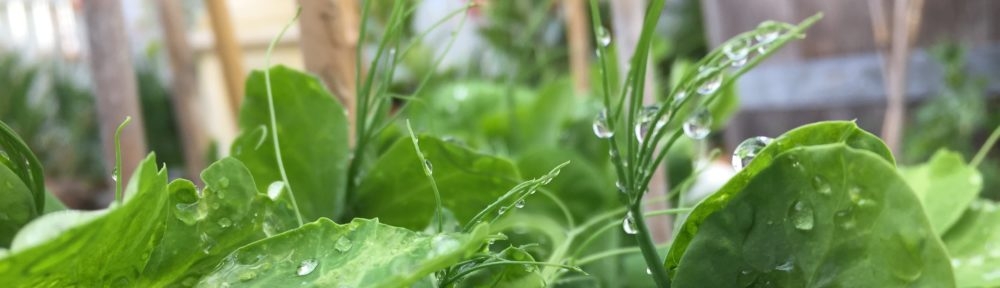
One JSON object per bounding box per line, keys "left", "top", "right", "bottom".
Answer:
{"left": 200, "top": 233, "right": 215, "bottom": 254}
{"left": 238, "top": 271, "right": 257, "bottom": 282}
{"left": 724, "top": 38, "right": 751, "bottom": 67}
{"left": 671, "top": 91, "right": 688, "bottom": 108}
{"left": 335, "top": 237, "right": 352, "bottom": 252}
{"left": 775, "top": 260, "right": 794, "bottom": 271}
{"left": 596, "top": 26, "right": 612, "bottom": 47}
{"left": 731, "top": 136, "right": 772, "bottom": 171}
{"left": 111, "top": 168, "right": 119, "bottom": 182}
{"left": 754, "top": 24, "right": 780, "bottom": 44}
{"left": 514, "top": 199, "right": 525, "bottom": 208}
{"left": 423, "top": 160, "right": 433, "bottom": 175}
{"left": 683, "top": 109, "right": 712, "bottom": 140}
{"left": 267, "top": 181, "right": 285, "bottom": 200}
{"left": 634, "top": 105, "right": 666, "bottom": 143}
{"left": 593, "top": 110, "right": 614, "bottom": 139}
{"left": 835, "top": 209, "right": 856, "bottom": 230}
{"left": 646, "top": 267, "right": 652, "bottom": 275}
{"left": 174, "top": 202, "right": 201, "bottom": 225}
{"left": 218, "top": 217, "right": 232, "bottom": 228}
{"left": 622, "top": 211, "right": 638, "bottom": 235}
{"left": 790, "top": 201, "right": 814, "bottom": 231}
{"left": 697, "top": 74, "right": 723, "bottom": 95}
{"left": 811, "top": 176, "right": 831, "bottom": 195}
{"left": 498, "top": 206, "right": 509, "bottom": 215}
{"left": 296, "top": 259, "right": 318, "bottom": 276}
{"left": 615, "top": 181, "right": 626, "bottom": 194}
{"left": 218, "top": 177, "right": 230, "bottom": 188}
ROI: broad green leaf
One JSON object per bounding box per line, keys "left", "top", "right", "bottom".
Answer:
{"left": 0, "top": 154, "right": 168, "bottom": 286}
{"left": 454, "top": 246, "right": 545, "bottom": 288}
{"left": 672, "top": 145, "right": 954, "bottom": 287}
{"left": 140, "top": 157, "right": 299, "bottom": 286}
{"left": 665, "top": 121, "right": 892, "bottom": 271}
{"left": 941, "top": 200, "right": 1000, "bottom": 287}
{"left": 231, "top": 65, "right": 349, "bottom": 221}
{"left": 198, "top": 218, "right": 490, "bottom": 287}
{"left": 0, "top": 163, "right": 36, "bottom": 247}
{"left": 899, "top": 149, "right": 983, "bottom": 234}
{"left": 354, "top": 136, "right": 520, "bottom": 230}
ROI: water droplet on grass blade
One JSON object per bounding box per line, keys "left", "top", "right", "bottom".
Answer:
{"left": 515, "top": 199, "right": 525, "bottom": 208}
{"left": 423, "top": 160, "right": 433, "bottom": 175}
{"left": 671, "top": 91, "right": 688, "bottom": 108}
{"left": 296, "top": 259, "right": 318, "bottom": 276}
{"left": 593, "top": 110, "right": 614, "bottom": 139}
{"left": 697, "top": 74, "right": 722, "bottom": 95}
{"left": 790, "top": 201, "right": 815, "bottom": 231}
{"left": 596, "top": 26, "right": 612, "bottom": 47}
{"left": 731, "top": 136, "right": 772, "bottom": 171}
{"left": 335, "top": 237, "right": 352, "bottom": 252}
{"left": 724, "top": 38, "right": 751, "bottom": 67}
{"left": 622, "top": 211, "right": 638, "bottom": 235}
{"left": 683, "top": 109, "right": 712, "bottom": 140}
{"left": 634, "top": 105, "right": 666, "bottom": 143}
{"left": 218, "top": 217, "right": 232, "bottom": 228}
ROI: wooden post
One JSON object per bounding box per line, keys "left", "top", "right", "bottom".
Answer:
{"left": 870, "top": 0, "right": 924, "bottom": 155}
{"left": 81, "top": 0, "right": 148, "bottom": 194}
{"left": 204, "top": 0, "right": 245, "bottom": 118}
{"left": 156, "top": 0, "right": 209, "bottom": 183}
{"left": 563, "top": 0, "right": 591, "bottom": 94}
{"left": 296, "top": 0, "right": 360, "bottom": 143}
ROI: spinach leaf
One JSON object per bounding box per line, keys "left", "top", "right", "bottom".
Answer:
{"left": 354, "top": 136, "right": 520, "bottom": 230}
{"left": 0, "top": 154, "right": 168, "bottom": 286}
{"left": 672, "top": 145, "right": 954, "bottom": 287}
{"left": 0, "top": 163, "right": 35, "bottom": 247}
{"left": 140, "top": 157, "right": 299, "bottom": 286}
{"left": 198, "top": 218, "right": 489, "bottom": 287}
{"left": 941, "top": 199, "right": 1000, "bottom": 287}
{"left": 231, "top": 65, "right": 349, "bottom": 221}
{"left": 899, "top": 149, "right": 983, "bottom": 234}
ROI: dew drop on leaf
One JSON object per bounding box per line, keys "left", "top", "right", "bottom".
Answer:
{"left": 296, "top": 259, "right": 318, "bottom": 276}
{"left": 267, "top": 181, "right": 285, "bottom": 200}
{"left": 515, "top": 199, "right": 525, "bottom": 209}
{"left": 671, "top": 91, "right": 688, "bottom": 108}
{"left": 622, "top": 211, "right": 638, "bottom": 235}
{"left": 615, "top": 181, "right": 626, "bottom": 194}
{"left": 634, "top": 105, "right": 665, "bottom": 143}
{"left": 646, "top": 267, "right": 652, "bottom": 275}
{"left": 218, "top": 177, "right": 230, "bottom": 189}
{"left": 754, "top": 23, "right": 780, "bottom": 45}
{"left": 335, "top": 237, "right": 353, "bottom": 252}
{"left": 731, "top": 136, "right": 772, "bottom": 171}
{"left": 775, "top": 260, "right": 794, "bottom": 271}
{"left": 790, "top": 201, "right": 814, "bottom": 231}
{"left": 724, "top": 38, "right": 750, "bottom": 67}
{"left": 697, "top": 74, "right": 722, "bottom": 95}
{"left": 596, "top": 26, "right": 612, "bottom": 47}
{"left": 811, "top": 176, "right": 831, "bottom": 195}
{"left": 111, "top": 168, "right": 118, "bottom": 182}
{"left": 238, "top": 271, "right": 257, "bottom": 282}
{"left": 218, "top": 217, "right": 232, "bottom": 228}
{"left": 592, "top": 110, "right": 614, "bottom": 139}
{"left": 498, "top": 206, "right": 508, "bottom": 215}
{"left": 683, "top": 108, "right": 712, "bottom": 140}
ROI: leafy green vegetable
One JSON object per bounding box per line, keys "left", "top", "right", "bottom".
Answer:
{"left": 198, "top": 218, "right": 489, "bottom": 287}
{"left": 899, "top": 150, "right": 983, "bottom": 234}
{"left": 672, "top": 145, "right": 954, "bottom": 287}
{"left": 666, "top": 121, "right": 893, "bottom": 272}
{"left": 0, "top": 154, "right": 168, "bottom": 286}
{"left": 140, "top": 157, "right": 299, "bottom": 286}
{"left": 354, "top": 136, "right": 520, "bottom": 230}
{"left": 231, "top": 66, "right": 349, "bottom": 221}
{"left": 451, "top": 246, "right": 546, "bottom": 287}
{"left": 0, "top": 163, "right": 36, "bottom": 247}
{"left": 0, "top": 104, "right": 46, "bottom": 214}
{"left": 941, "top": 199, "right": 1000, "bottom": 287}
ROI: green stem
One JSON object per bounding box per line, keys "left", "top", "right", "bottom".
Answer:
{"left": 576, "top": 243, "right": 671, "bottom": 266}
{"left": 113, "top": 116, "right": 131, "bottom": 204}
{"left": 630, "top": 204, "right": 671, "bottom": 287}
{"left": 405, "top": 120, "right": 443, "bottom": 232}
{"left": 264, "top": 9, "right": 305, "bottom": 226}
{"left": 972, "top": 124, "right": 1000, "bottom": 167}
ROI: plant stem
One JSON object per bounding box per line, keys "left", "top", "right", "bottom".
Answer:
{"left": 630, "top": 204, "right": 671, "bottom": 287}
{"left": 264, "top": 9, "right": 305, "bottom": 226}
{"left": 972, "top": 124, "right": 1000, "bottom": 167}
{"left": 113, "top": 116, "right": 131, "bottom": 204}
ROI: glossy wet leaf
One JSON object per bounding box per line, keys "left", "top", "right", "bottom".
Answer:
{"left": 231, "top": 65, "right": 349, "bottom": 221}
{"left": 672, "top": 145, "right": 954, "bottom": 287}
{"left": 899, "top": 149, "right": 982, "bottom": 234}
{"left": 198, "top": 218, "right": 489, "bottom": 287}
{"left": 666, "top": 121, "right": 893, "bottom": 272}
{"left": 0, "top": 163, "right": 36, "bottom": 247}
{"left": 0, "top": 154, "right": 168, "bottom": 286}
{"left": 355, "top": 136, "right": 520, "bottom": 230}
{"left": 941, "top": 199, "right": 1000, "bottom": 287}
{"left": 139, "top": 157, "right": 299, "bottom": 286}
{"left": 0, "top": 121, "right": 45, "bottom": 214}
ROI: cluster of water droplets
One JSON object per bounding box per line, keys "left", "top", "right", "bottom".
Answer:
{"left": 731, "top": 136, "right": 773, "bottom": 171}
{"left": 723, "top": 38, "right": 751, "bottom": 68}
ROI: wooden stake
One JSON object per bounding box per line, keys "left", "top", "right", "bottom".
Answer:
{"left": 204, "top": 0, "right": 245, "bottom": 118}
{"left": 81, "top": 0, "right": 148, "bottom": 197}
{"left": 156, "top": 0, "right": 209, "bottom": 183}
{"left": 563, "top": 0, "right": 591, "bottom": 94}
{"left": 296, "top": 0, "right": 361, "bottom": 144}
